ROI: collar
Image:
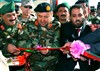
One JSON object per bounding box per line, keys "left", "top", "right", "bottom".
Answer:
{"left": 34, "top": 20, "right": 52, "bottom": 28}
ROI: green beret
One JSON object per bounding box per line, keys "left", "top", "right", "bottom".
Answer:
{"left": 34, "top": 2, "right": 52, "bottom": 12}
{"left": 56, "top": 2, "right": 70, "bottom": 12}
{"left": 0, "top": 2, "right": 15, "bottom": 15}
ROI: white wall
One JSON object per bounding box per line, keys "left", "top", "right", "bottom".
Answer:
{"left": 57, "top": 0, "right": 99, "bottom": 8}
{"left": 33, "top": 0, "right": 50, "bottom": 9}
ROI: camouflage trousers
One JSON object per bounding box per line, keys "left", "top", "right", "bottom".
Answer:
{"left": 30, "top": 58, "right": 58, "bottom": 71}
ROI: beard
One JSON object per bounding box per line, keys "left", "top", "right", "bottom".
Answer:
{"left": 72, "top": 20, "right": 83, "bottom": 28}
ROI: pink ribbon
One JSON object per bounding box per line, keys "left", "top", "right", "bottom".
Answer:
{"left": 70, "top": 40, "right": 90, "bottom": 58}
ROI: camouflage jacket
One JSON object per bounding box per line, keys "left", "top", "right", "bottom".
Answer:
{"left": 89, "top": 16, "right": 100, "bottom": 24}
{"left": 0, "top": 20, "right": 23, "bottom": 56}
{"left": 16, "top": 19, "right": 61, "bottom": 71}
{"left": 30, "top": 20, "right": 60, "bottom": 47}
{"left": 0, "top": 18, "right": 61, "bottom": 71}
{"left": 0, "top": 19, "right": 35, "bottom": 56}
{"left": 18, "top": 14, "right": 36, "bottom": 23}
{"left": 27, "top": 20, "right": 61, "bottom": 71}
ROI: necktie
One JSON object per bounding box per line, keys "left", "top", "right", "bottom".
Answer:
{"left": 77, "top": 28, "right": 81, "bottom": 33}
{"left": 76, "top": 28, "right": 81, "bottom": 37}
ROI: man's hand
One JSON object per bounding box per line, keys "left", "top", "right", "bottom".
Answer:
{"left": 71, "top": 56, "right": 87, "bottom": 61}
{"left": 60, "top": 42, "right": 72, "bottom": 54}
{"left": 39, "top": 47, "right": 49, "bottom": 55}
{"left": 7, "top": 44, "right": 21, "bottom": 55}
{"left": 90, "top": 24, "right": 100, "bottom": 32}
{"left": 80, "top": 56, "right": 87, "bottom": 61}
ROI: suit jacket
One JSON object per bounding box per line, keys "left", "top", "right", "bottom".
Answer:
{"left": 80, "top": 28, "right": 100, "bottom": 44}
{"left": 80, "top": 28, "right": 100, "bottom": 55}
{"left": 59, "top": 21, "right": 92, "bottom": 60}
{"left": 57, "top": 21, "right": 94, "bottom": 71}
{"left": 60, "top": 21, "right": 92, "bottom": 46}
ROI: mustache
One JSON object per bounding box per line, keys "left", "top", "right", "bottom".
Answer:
{"left": 60, "top": 14, "right": 66, "bottom": 17}
{"left": 75, "top": 18, "right": 85, "bottom": 23}
{"left": 9, "top": 18, "right": 16, "bottom": 22}
{"left": 75, "top": 20, "right": 81, "bottom": 23}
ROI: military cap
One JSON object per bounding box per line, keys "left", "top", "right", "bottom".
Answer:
{"left": 0, "top": 2, "right": 15, "bottom": 15}
{"left": 75, "top": 0, "right": 87, "bottom": 3}
{"left": 91, "top": 9, "right": 96, "bottom": 12}
{"left": 34, "top": 2, "right": 52, "bottom": 12}
{"left": 56, "top": 2, "right": 70, "bottom": 12}
{"left": 90, "top": 6, "right": 96, "bottom": 12}
{"left": 21, "top": 0, "right": 33, "bottom": 6}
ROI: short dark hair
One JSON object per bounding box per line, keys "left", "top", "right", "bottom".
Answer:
{"left": 70, "top": 4, "right": 84, "bottom": 16}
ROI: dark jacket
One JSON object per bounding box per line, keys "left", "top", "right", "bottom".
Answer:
{"left": 60, "top": 21, "right": 92, "bottom": 46}
{"left": 80, "top": 28, "right": 100, "bottom": 55}
{"left": 56, "top": 21, "right": 93, "bottom": 71}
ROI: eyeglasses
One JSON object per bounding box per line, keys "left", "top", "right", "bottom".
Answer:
{"left": 24, "top": 6, "right": 32, "bottom": 9}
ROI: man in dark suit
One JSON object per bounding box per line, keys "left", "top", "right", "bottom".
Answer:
{"left": 80, "top": 29, "right": 100, "bottom": 70}
{"left": 63, "top": 28, "right": 100, "bottom": 71}
{"left": 56, "top": 4, "right": 94, "bottom": 71}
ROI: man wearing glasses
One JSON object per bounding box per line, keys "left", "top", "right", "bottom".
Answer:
{"left": 18, "top": 0, "right": 36, "bottom": 23}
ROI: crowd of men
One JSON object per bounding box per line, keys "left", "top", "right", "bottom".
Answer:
{"left": 0, "top": 0, "right": 100, "bottom": 71}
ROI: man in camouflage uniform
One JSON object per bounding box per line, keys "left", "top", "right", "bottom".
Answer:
{"left": 89, "top": 5, "right": 100, "bottom": 25}
{"left": 90, "top": 6, "right": 97, "bottom": 18}
{"left": 0, "top": 2, "right": 35, "bottom": 71}
{"left": 0, "top": 2, "right": 21, "bottom": 55}
{"left": 18, "top": 0, "right": 36, "bottom": 23}
{"left": 0, "top": 2, "right": 27, "bottom": 71}
{"left": 16, "top": 0, "right": 37, "bottom": 50}
{"left": 28, "top": 2, "right": 61, "bottom": 71}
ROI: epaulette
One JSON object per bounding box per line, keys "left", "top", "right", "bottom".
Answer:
{"left": 0, "top": 24, "right": 5, "bottom": 30}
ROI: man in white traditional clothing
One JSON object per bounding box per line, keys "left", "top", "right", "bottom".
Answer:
{"left": 0, "top": 50, "right": 9, "bottom": 71}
